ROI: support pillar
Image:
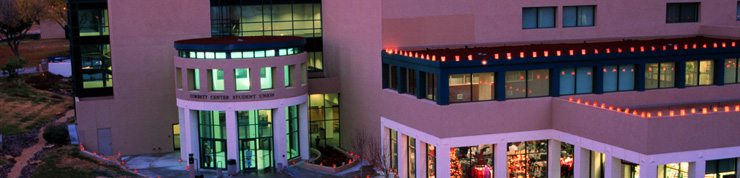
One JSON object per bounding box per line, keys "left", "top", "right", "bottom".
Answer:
{"left": 417, "top": 139, "right": 426, "bottom": 178}
{"left": 548, "top": 140, "right": 561, "bottom": 178}
{"left": 299, "top": 103, "right": 310, "bottom": 160}
{"left": 399, "top": 134, "right": 408, "bottom": 178}
{"left": 178, "top": 107, "right": 187, "bottom": 161}
{"left": 494, "top": 143, "right": 508, "bottom": 178}
{"left": 188, "top": 110, "right": 200, "bottom": 167}
{"left": 640, "top": 164, "right": 658, "bottom": 178}
{"left": 225, "top": 110, "right": 239, "bottom": 169}
{"left": 574, "top": 146, "right": 589, "bottom": 178}
{"left": 605, "top": 156, "right": 622, "bottom": 178}
{"left": 274, "top": 107, "right": 288, "bottom": 169}
{"left": 436, "top": 145, "right": 451, "bottom": 178}
{"left": 689, "top": 160, "right": 706, "bottom": 178}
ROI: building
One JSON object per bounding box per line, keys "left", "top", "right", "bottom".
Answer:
{"left": 69, "top": 0, "right": 740, "bottom": 177}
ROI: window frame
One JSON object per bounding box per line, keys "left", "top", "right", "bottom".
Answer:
{"left": 523, "top": 7, "right": 557, "bottom": 29}
{"left": 563, "top": 5, "right": 596, "bottom": 27}
{"left": 645, "top": 62, "right": 676, "bottom": 89}
{"left": 666, "top": 2, "right": 700, "bottom": 23}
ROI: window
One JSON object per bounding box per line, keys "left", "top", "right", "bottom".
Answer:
{"left": 667, "top": 3, "right": 699, "bottom": 23}
{"left": 473, "top": 73, "right": 495, "bottom": 101}
{"left": 523, "top": 7, "right": 556, "bottom": 29}
{"left": 645, "top": 62, "right": 675, "bottom": 89}
{"left": 449, "top": 74, "right": 472, "bottom": 103}
{"left": 260, "top": 67, "right": 274, "bottom": 90}
{"left": 622, "top": 162, "right": 640, "bottom": 178}
{"left": 302, "top": 63, "right": 308, "bottom": 85}
{"left": 603, "top": 65, "right": 635, "bottom": 92}
{"left": 685, "top": 60, "right": 713, "bottom": 86}
{"left": 705, "top": 158, "right": 736, "bottom": 178}
{"left": 563, "top": 5, "right": 595, "bottom": 27}
{"left": 309, "top": 94, "right": 340, "bottom": 148}
{"left": 284, "top": 65, "right": 294, "bottom": 87}
{"left": 426, "top": 144, "right": 436, "bottom": 178}
{"left": 560, "top": 67, "right": 593, "bottom": 95}
{"left": 286, "top": 105, "right": 300, "bottom": 160}
{"left": 388, "top": 64, "right": 398, "bottom": 90}
{"left": 176, "top": 68, "right": 183, "bottom": 89}
{"left": 561, "top": 143, "right": 574, "bottom": 178}
{"left": 448, "top": 72, "right": 495, "bottom": 102}
{"left": 737, "top": 1, "right": 740, "bottom": 21}
{"left": 172, "top": 124, "right": 180, "bottom": 151}
{"left": 78, "top": 9, "right": 109, "bottom": 36}
{"left": 725, "top": 58, "right": 739, "bottom": 84}
{"left": 211, "top": 3, "right": 322, "bottom": 38}
{"left": 80, "top": 44, "right": 112, "bottom": 89}
{"left": 197, "top": 110, "right": 227, "bottom": 169}
{"left": 507, "top": 140, "right": 548, "bottom": 178}
{"left": 390, "top": 129, "right": 398, "bottom": 172}
{"left": 308, "top": 52, "right": 324, "bottom": 72}
{"left": 406, "top": 69, "right": 417, "bottom": 95}
{"left": 505, "top": 69, "right": 550, "bottom": 99}
{"left": 408, "top": 137, "right": 416, "bottom": 178}
{"left": 664, "top": 162, "right": 689, "bottom": 178}
{"left": 451, "top": 144, "right": 493, "bottom": 178}
{"left": 235, "top": 68, "right": 250, "bottom": 91}
{"left": 236, "top": 109, "right": 274, "bottom": 171}
{"left": 189, "top": 69, "right": 201, "bottom": 91}
{"left": 211, "top": 69, "right": 225, "bottom": 91}
{"left": 590, "top": 151, "right": 605, "bottom": 178}
{"left": 425, "top": 72, "right": 437, "bottom": 101}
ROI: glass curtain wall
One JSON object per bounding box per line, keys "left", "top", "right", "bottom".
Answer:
{"left": 705, "top": 158, "right": 736, "bottom": 178}
{"left": 508, "top": 141, "right": 548, "bottom": 178}
{"left": 78, "top": 9, "right": 109, "bottom": 36}
{"left": 450, "top": 144, "right": 494, "bottom": 178}
{"left": 309, "top": 94, "right": 340, "bottom": 148}
{"left": 237, "top": 109, "right": 274, "bottom": 172}
{"left": 198, "top": 111, "right": 227, "bottom": 169}
{"left": 80, "top": 44, "right": 112, "bottom": 89}
{"left": 286, "top": 105, "right": 300, "bottom": 160}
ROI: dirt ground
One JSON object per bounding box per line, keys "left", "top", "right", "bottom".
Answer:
{"left": 0, "top": 39, "right": 69, "bottom": 67}
{"left": 0, "top": 74, "right": 72, "bottom": 135}
{"left": 30, "top": 146, "right": 140, "bottom": 178}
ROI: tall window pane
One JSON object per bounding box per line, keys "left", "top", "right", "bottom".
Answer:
{"left": 260, "top": 67, "right": 274, "bottom": 90}
{"left": 506, "top": 71, "right": 527, "bottom": 99}
{"left": 603, "top": 66, "right": 618, "bottom": 92}
{"left": 407, "top": 69, "right": 417, "bottom": 95}
{"left": 198, "top": 111, "right": 227, "bottom": 169}
{"left": 408, "top": 137, "right": 416, "bottom": 178}
{"left": 508, "top": 141, "right": 548, "bottom": 178}
{"left": 645, "top": 63, "right": 660, "bottom": 89}
{"left": 425, "top": 72, "right": 437, "bottom": 101}
{"left": 618, "top": 65, "right": 635, "bottom": 91}
{"left": 725, "top": 58, "right": 738, "bottom": 84}
{"left": 284, "top": 65, "right": 293, "bottom": 87}
{"left": 575, "top": 67, "right": 593, "bottom": 94}
{"left": 590, "top": 151, "right": 605, "bottom": 178}
{"left": 449, "top": 74, "right": 472, "bottom": 103}
{"left": 427, "top": 144, "right": 436, "bottom": 178}
{"left": 211, "top": 69, "right": 224, "bottom": 91}
{"left": 698, "top": 60, "right": 713, "bottom": 85}
{"left": 563, "top": 7, "right": 578, "bottom": 27}
{"left": 523, "top": 8, "right": 538, "bottom": 29}
{"left": 578, "top": 6, "right": 595, "bottom": 26}
{"left": 660, "top": 62, "right": 675, "bottom": 88}
{"left": 528, "top": 69, "right": 550, "bottom": 97}
{"left": 560, "top": 68, "right": 576, "bottom": 95}
{"left": 664, "top": 162, "right": 690, "bottom": 178}
{"left": 686, "top": 61, "right": 699, "bottom": 86}
{"left": 472, "top": 72, "right": 495, "bottom": 101}
{"left": 235, "top": 68, "right": 250, "bottom": 91}
{"left": 390, "top": 129, "right": 398, "bottom": 172}
{"left": 286, "top": 105, "right": 300, "bottom": 159}
{"left": 537, "top": 7, "right": 556, "bottom": 28}
{"left": 451, "top": 144, "right": 494, "bottom": 178}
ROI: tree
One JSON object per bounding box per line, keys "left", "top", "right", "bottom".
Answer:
{"left": 2, "top": 57, "right": 26, "bottom": 78}
{"left": 0, "top": 0, "right": 46, "bottom": 58}
{"left": 45, "top": 0, "right": 67, "bottom": 39}
{"left": 352, "top": 130, "right": 394, "bottom": 178}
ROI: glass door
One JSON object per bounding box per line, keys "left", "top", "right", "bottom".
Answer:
{"left": 240, "top": 139, "right": 257, "bottom": 171}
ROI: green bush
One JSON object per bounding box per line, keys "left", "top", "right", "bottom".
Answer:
{"left": 2, "top": 57, "right": 27, "bottom": 78}
{"left": 42, "top": 124, "right": 70, "bottom": 145}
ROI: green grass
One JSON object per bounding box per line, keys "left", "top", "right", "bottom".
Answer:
{"left": 30, "top": 146, "right": 139, "bottom": 178}
{"left": 0, "top": 123, "right": 24, "bottom": 135}
{"left": 0, "top": 74, "right": 72, "bottom": 135}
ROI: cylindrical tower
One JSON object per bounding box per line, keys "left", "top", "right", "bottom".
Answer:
{"left": 173, "top": 36, "right": 309, "bottom": 173}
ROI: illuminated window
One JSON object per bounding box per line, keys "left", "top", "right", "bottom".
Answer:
{"left": 408, "top": 137, "right": 416, "bottom": 178}
{"left": 705, "top": 158, "right": 736, "bottom": 178}
{"left": 590, "top": 151, "right": 605, "bottom": 178}
{"left": 260, "top": 67, "right": 274, "bottom": 90}
{"left": 389, "top": 129, "right": 398, "bottom": 171}
{"left": 507, "top": 140, "right": 548, "bottom": 178}
{"left": 725, "top": 58, "right": 739, "bottom": 84}
{"left": 561, "top": 143, "right": 574, "bottom": 178}
{"left": 452, "top": 144, "right": 494, "bottom": 178}
{"left": 308, "top": 52, "right": 324, "bottom": 72}
{"left": 449, "top": 74, "right": 472, "bottom": 103}
{"left": 197, "top": 110, "right": 227, "bottom": 169}
{"left": 235, "top": 68, "right": 250, "bottom": 91}
{"left": 286, "top": 105, "right": 300, "bottom": 159}
{"left": 685, "top": 60, "right": 713, "bottom": 86}
{"left": 211, "top": 3, "right": 322, "bottom": 38}
{"left": 211, "top": 69, "right": 224, "bottom": 91}
{"left": 309, "top": 94, "right": 340, "bottom": 148}
{"left": 284, "top": 65, "right": 294, "bottom": 87}
{"left": 172, "top": 124, "right": 180, "bottom": 150}
{"left": 426, "top": 144, "right": 436, "bottom": 178}
{"left": 505, "top": 69, "right": 549, "bottom": 99}
{"left": 78, "top": 9, "right": 109, "bottom": 36}
{"left": 645, "top": 62, "right": 675, "bottom": 89}
{"left": 80, "top": 44, "right": 113, "bottom": 89}
{"left": 189, "top": 69, "right": 201, "bottom": 91}
{"left": 664, "top": 162, "right": 689, "bottom": 178}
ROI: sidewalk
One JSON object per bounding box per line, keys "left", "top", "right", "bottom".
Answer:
{"left": 7, "top": 110, "right": 74, "bottom": 178}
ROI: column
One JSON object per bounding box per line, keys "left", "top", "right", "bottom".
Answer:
{"left": 299, "top": 103, "right": 309, "bottom": 160}
{"left": 573, "top": 146, "right": 589, "bottom": 178}
{"left": 635, "top": 63, "right": 646, "bottom": 91}
{"left": 689, "top": 160, "right": 706, "bottom": 178}
{"left": 605, "top": 156, "right": 623, "bottom": 178}
{"left": 274, "top": 107, "right": 288, "bottom": 169}
{"left": 494, "top": 143, "right": 508, "bottom": 178}
{"left": 178, "top": 107, "right": 187, "bottom": 161}
{"left": 594, "top": 65, "right": 604, "bottom": 94}
{"left": 640, "top": 164, "right": 658, "bottom": 178}
{"left": 225, "top": 110, "right": 239, "bottom": 169}
{"left": 416, "top": 139, "right": 426, "bottom": 178}
{"left": 548, "top": 140, "right": 561, "bottom": 178}
{"left": 436, "top": 145, "right": 451, "bottom": 178}
{"left": 438, "top": 72, "right": 450, "bottom": 105}
{"left": 188, "top": 110, "right": 201, "bottom": 166}
{"left": 399, "top": 135, "right": 408, "bottom": 178}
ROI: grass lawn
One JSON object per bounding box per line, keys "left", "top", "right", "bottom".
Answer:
{"left": 31, "top": 146, "right": 140, "bottom": 178}
{"left": 0, "top": 39, "right": 69, "bottom": 67}
{"left": 0, "top": 74, "right": 72, "bottom": 135}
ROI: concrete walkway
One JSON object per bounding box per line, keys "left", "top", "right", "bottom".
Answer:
{"left": 7, "top": 110, "right": 74, "bottom": 178}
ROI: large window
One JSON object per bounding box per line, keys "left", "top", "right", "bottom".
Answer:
{"left": 172, "top": 124, "right": 181, "bottom": 151}
{"left": 590, "top": 151, "right": 605, "bottom": 178}
{"left": 645, "top": 62, "right": 675, "bottom": 89}
{"left": 211, "top": 69, "right": 225, "bottom": 91}
{"left": 236, "top": 109, "right": 274, "bottom": 171}
{"left": 523, "top": 7, "right": 556, "bottom": 29}
{"left": 309, "top": 94, "right": 340, "bottom": 148}
{"left": 451, "top": 144, "right": 494, "bottom": 178}
{"left": 506, "top": 69, "right": 549, "bottom": 99}
{"left": 737, "top": 1, "right": 740, "bottom": 21}
{"left": 284, "top": 65, "right": 294, "bottom": 87}
{"left": 603, "top": 65, "right": 635, "bottom": 92}
{"left": 260, "top": 67, "right": 274, "bottom": 90}
{"left": 387, "top": 64, "right": 398, "bottom": 90}
{"left": 427, "top": 144, "right": 436, "bottom": 178}
{"left": 663, "top": 162, "right": 689, "bottom": 178}
{"left": 78, "top": 9, "right": 109, "bottom": 36}
{"left": 507, "top": 140, "right": 548, "bottom": 178}
{"left": 425, "top": 72, "right": 437, "bottom": 101}
{"left": 725, "top": 58, "right": 739, "bottom": 84}
{"left": 307, "top": 52, "right": 323, "bottom": 72}
{"left": 667, "top": 3, "right": 700, "bottom": 23}
{"left": 197, "top": 111, "right": 227, "bottom": 169}
{"left": 449, "top": 73, "right": 495, "bottom": 102}
{"left": 235, "top": 68, "right": 250, "bottom": 91}
{"left": 286, "top": 105, "right": 300, "bottom": 160}
{"left": 406, "top": 69, "right": 417, "bottom": 95}
{"left": 390, "top": 129, "right": 398, "bottom": 173}
{"left": 685, "top": 60, "right": 713, "bottom": 86}
{"left": 622, "top": 161, "right": 640, "bottom": 178}
{"left": 563, "top": 5, "right": 595, "bottom": 27}
{"left": 210, "top": 3, "right": 322, "bottom": 37}
{"left": 80, "top": 44, "right": 112, "bottom": 89}
{"left": 561, "top": 143, "right": 574, "bottom": 178}
{"left": 408, "top": 137, "right": 416, "bottom": 178}
{"left": 705, "top": 158, "right": 736, "bottom": 178}
{"left": 560, "top": 67, "right": 593, "bottom": 95}
{"left": 189, "top": 69, "right": 201, "bottom": 91}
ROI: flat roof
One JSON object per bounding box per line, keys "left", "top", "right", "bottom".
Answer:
{"left": 174, "top": 36, "right": 306, "bottom": 51}
{"left": 384, "top": 37, "right": 738, "bottom": 65}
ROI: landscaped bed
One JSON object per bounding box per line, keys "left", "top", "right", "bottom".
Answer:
{"left": 29, "top": 146, "right": 140, "bottom": 178}
{"left": 0, "top": 73, "right": 72, "bottom": 135}
{"left": 303, "top": 146, "right": 359, "bottom": 174}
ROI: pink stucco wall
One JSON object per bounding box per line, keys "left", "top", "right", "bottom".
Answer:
{"left": 40, "top": 20, "right": 65, "bottom": 39}
{"left": 75, "top": 0, "right": 211, "bottom": 155}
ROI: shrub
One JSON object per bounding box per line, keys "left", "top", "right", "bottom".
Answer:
{"left": 2, "top": 57, "right": 27, "bottom": 78}
{"left": 42, "top": 124, "right": 69, "bottom": 145}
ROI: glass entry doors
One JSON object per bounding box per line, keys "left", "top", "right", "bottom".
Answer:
{"left": 198, "top": 111, "right": 227, "bottom": 169}
{"left": 237, "top": 109, "right": 274, "bottom": 173}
